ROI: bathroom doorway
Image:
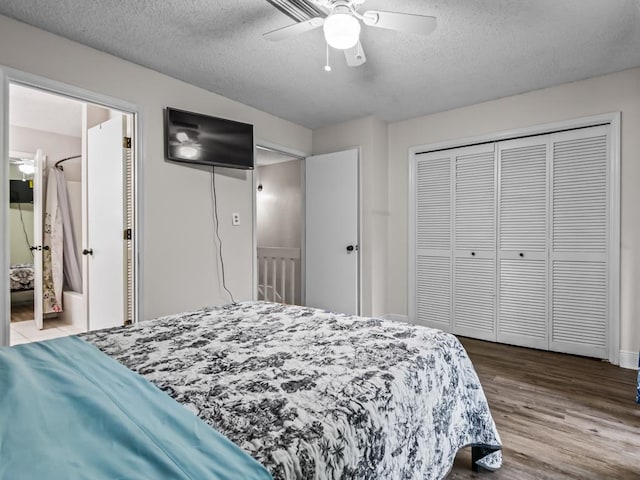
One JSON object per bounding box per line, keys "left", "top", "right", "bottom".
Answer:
{"left": 6, "top": 82, "right": 137, "bottom": 345}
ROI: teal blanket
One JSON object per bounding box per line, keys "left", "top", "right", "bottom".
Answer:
{"left": 0, "top": 336, "right": 272, "bottom": 480}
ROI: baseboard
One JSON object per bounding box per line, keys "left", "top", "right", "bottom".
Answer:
{"left": 380, "top": 317, "right": 638, "bottom": 369}
{"left": 380, "top": 313, "right": 409, "bottom": 323}
{"left": 619, "top": 350, "right": 639, "bottom": 370}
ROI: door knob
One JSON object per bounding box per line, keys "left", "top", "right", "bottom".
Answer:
{"left": 82, "top": 248, "right": 94, "bottom": 256}
{"left": 346, "top": 245, "right": 358, "bottom": 253}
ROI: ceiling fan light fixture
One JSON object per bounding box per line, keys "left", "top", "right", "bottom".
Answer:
{"left": 323, "top": 12, "right": 361, "bottom": 50}
{"left": 18, "top": 162, "right": 35, "bottom": 175}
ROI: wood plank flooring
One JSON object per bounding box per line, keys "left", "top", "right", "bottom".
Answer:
{"left": 10, "top": 301, "right": 33, "bottom": 322}
{"left": 447, "top": 338, "right": 640, "bottom": 480}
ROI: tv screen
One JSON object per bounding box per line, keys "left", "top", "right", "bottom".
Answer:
{"left": 10, "top": 179, "right": 33, "bottom": 204}
{"left": 165, "top": 107, "right": 254, "bottom": 170}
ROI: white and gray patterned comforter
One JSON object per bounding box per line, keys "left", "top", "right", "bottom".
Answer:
{"left": 9, "top": 263, "right": 34, "bottom": 291}
{"left": 81, "top": 302, "right": 501, "bottom": 479}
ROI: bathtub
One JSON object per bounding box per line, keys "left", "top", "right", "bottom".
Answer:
{"left": 60, "top": 290, "right": 87, "bottom": 332}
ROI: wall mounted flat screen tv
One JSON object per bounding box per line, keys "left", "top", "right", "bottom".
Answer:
{"left": 165, "top": 107, "right": 254, "bottom": 170}
{"left": 9, "top": 180, "right": 33, "bottom": 204}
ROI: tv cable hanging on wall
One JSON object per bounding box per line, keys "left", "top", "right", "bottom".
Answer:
{"left": 211, "top": 166, "right": 236, "bottom": 304}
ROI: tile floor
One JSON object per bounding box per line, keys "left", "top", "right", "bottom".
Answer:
{"left": 10, "top": 318, "right": 85, "bottom": 346}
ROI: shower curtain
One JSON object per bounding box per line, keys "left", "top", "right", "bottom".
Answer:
{"left": 43, "top": 167, "right": 82, "bottom": 314}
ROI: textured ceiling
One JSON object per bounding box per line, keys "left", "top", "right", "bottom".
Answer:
{"left": 1, "top": 1, "right": 639, "bottom": 129}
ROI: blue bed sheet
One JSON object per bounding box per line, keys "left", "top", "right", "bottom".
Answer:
{"left": 0, "top": 336, "right": 272, "bottom": 480}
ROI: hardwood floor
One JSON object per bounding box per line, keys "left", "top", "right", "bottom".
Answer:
{"left": 447, "top": 338, "right": 640, "bottom": 479}
{"left": 10, "top": 301, "right": 33, "bottom": 322}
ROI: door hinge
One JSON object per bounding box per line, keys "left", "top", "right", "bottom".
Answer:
{"left": 124, "top": 228, "right": 132, "bottom": 240}
{"left": 123, "top": 136, "right": 132, "bottom": 148}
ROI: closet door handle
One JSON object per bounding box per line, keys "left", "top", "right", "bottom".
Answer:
{"left": 519, "top": 252, "right": 524, "bottom": 257}
{"left": 471, "top": 252, "right": 475, "bottom": 256}
{"left": 83, "top": 248, "right": 94, "bottom": 256}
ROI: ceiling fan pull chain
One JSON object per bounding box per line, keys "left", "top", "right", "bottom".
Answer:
{"left": 324, "top": 42, "right": 332, "bottom": 72}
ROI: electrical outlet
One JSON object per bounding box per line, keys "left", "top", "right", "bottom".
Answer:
{"left": 232, "top": 213, "right": 240, "bottom": 226}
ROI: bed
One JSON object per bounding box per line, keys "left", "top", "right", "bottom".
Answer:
{"left": 9, "top": 263, "right": 35, "bottom": 292}
{"left": 0, "top": 335, "right": 270, "bottom": 479}
{"left": 1, "top": 301, "right": 501, "bottom": 478}
{"left": 80, "top": 301, "right": 502, "bottom": 479}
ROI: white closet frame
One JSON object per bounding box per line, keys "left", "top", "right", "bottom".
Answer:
{"left": 408, "top": 112, "right": 621, "bottom": 365}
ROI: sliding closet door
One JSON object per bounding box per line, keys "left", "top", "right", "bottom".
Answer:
{"left": 497, "top": 138, "right": 549, "bottom": 350}
{"left": 453, "top": 144, "right": 496, "bottom": 340}
{"left": 550, "top": 126, "right": 609, "bottom": 358}
{"left": 414, "top": 152, "right": 452, "bottom": 330}
{"left": 411, "top": 122, "right": 614, "bottom": 359}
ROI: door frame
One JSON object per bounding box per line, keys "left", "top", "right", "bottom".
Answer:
{"left": 408, "top": 112, "right": 621, "bottom": 365}
{"left": 253, "top": 142, "right": 363, "bottom": 314}
{"left": 0, "top": 66, "right": 143, "bottom": 347}
{"left": 253, "top": 140, "right": 309, "bottom": 305}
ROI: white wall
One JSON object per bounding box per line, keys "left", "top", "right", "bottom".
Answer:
{"left": 0, "top": 14, "right": 312, "bottom": 321}
{"left": 8, "top": 204, "right": 33, "bottom": 265}
{"left": 10, "top": 124, "right": 81, "bottom": 170}
{"left": 312, "top": 115, "right": 388, "bottom": 317}
{"left": 8, "top": 164, "right": 33, "bottom": 265}
{"left": 387, "top": 68, "right": 640, "bottom": 358}
{"left": 256, "top": 160, "right": 302, "bottom": 305}
{"left": 256, "top": 160, "right": 302, "bottom": 249}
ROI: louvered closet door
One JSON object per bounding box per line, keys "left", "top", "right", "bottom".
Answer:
{"left": 453, "top": 144, "right": 497, "bottom": 341}
{"left": 550, "top": 126, "right": 609, "bottom": 358}
{"left": 415, "top": 152, "right": 452, "bottom": 330}
{"left": 497, "top": 137, "right": 549, "bottom": 349}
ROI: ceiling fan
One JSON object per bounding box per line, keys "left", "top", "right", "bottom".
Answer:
{"left": 264, "top": 0, "right": 437, "bottom": 67}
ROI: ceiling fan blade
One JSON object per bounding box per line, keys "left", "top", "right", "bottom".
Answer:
{"left": 362, "top": 10, "right": 437, "bottom": 36}
{"left": 263, "top": 17, "right": 324, "bottom": 41}
{"left": 344, "top": 41, "right": 367, "bottom": 67}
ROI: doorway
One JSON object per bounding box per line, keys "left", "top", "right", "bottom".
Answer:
{"left": 254, "top": 146, "right": 361, "bottom": 315}
{"left": 255, "top": 146, "right": 304, "bottom": 306}
{"left": 5, "top": 81, "right": 137, "bottom": 346}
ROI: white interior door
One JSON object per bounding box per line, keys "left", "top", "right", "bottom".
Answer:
{"left": 414, "top": 151, "right": 453, "bottom": 330}
{"left": 305, "top": 149, "right": 359, "bottom": 315}
{"left": 550, "top": 126, "right": 609, "bottom": 358}
{"left": 86, "top": 115, "right": 125, "bottom": 330}
{"left": 453, "top": 144, "right": 497, "bottom": 340}
{"left": 497, "top": 137, "right": 549, "bottom": 350}
{"left": 32, "top": 149, "right": 44, "bottom": 330}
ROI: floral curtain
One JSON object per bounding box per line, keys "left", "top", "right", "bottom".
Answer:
{"left": 43, "top": 169, "right": 63, "bottom": 313}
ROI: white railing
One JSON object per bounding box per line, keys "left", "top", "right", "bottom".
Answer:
{"left": 257, "top": 247, "right": 300, "bottom": 305}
